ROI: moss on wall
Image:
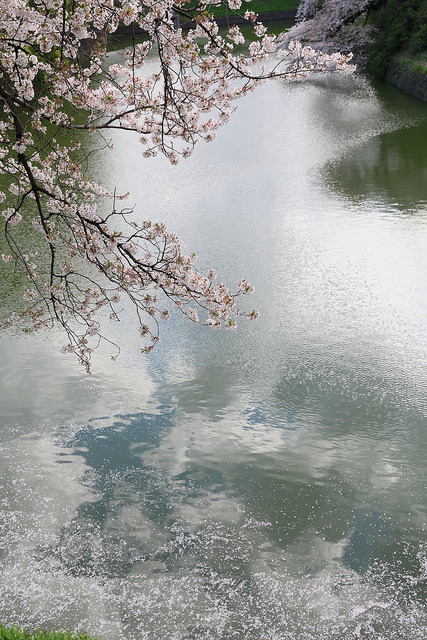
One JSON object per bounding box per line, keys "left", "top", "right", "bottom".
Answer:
{"left": 385, "top": 52, "right": 427, "bottom": 102}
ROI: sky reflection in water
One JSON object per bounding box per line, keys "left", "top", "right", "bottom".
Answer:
{"left": 0, "top": 64, "right": 426, "bottom": 640}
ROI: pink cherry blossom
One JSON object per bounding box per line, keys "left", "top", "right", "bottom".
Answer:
{"left": 0, "top": 0, "right": 355, "bottom": 371}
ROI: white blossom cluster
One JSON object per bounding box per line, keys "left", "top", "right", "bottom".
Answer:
{"left": 0, "top": 0, "right": 355, "bottom": 370}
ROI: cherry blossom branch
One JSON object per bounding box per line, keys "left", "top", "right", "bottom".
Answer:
{"left": 1, "top": 0, "right": 355, "bottom": 371}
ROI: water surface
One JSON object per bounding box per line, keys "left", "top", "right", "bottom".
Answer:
{"left": 0, "top": 54, "right": 426, "bottom": 640}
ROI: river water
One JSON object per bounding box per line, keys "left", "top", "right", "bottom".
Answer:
{"left": 0, "top": 47, "right": 426, "bottom": 640}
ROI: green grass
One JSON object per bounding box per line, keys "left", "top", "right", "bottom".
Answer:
{"left": 215, "top": 0, "right": 299, "bottom": 12}
{"left": 187, "top": 0, "right": 299, "bottom": 19}
{"left": 0, "top": 627, "right": 98, "bottom": 640}
{"left": 398, "top": 53, "right": 427, "bottom": 75}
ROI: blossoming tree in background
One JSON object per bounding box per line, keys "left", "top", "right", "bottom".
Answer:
{"left": 289, "top": 0, "right": 376, "bottom": 50}
{"left": 0, "top": 0, "right": 354, "bottom": 371}
{"left": 296, "top": 0, "right": 374, "bottom": 27}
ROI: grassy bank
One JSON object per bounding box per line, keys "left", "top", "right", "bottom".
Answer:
{"left": 209, "top": 0, "right": 299, "bottom": 18}
{"left": 385, "top": 50, "right": 427, "bottom": 101}
{"left": 113, "top": 2, "right": 298, "bottom": 37}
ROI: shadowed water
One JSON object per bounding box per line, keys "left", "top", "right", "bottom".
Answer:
{"left": 0, "top": 51, "right": 426, "bottom": 640}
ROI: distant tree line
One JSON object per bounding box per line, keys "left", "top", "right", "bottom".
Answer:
{"left": 294, "top": 0, "right": 426, "bottom": 76}
{"left": 367, "top": 0, "right": 427, "bottom": 77}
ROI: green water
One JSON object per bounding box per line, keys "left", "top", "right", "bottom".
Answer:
{"left": 0, "top": 55, "right": 426, "bottom": 640}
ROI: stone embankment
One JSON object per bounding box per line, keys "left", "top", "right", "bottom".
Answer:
{"left": 385, "top": 53, "right": 427, "bottom": 103}
{"left": 276, "top": 6, "right": 426, "bottom": 103}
